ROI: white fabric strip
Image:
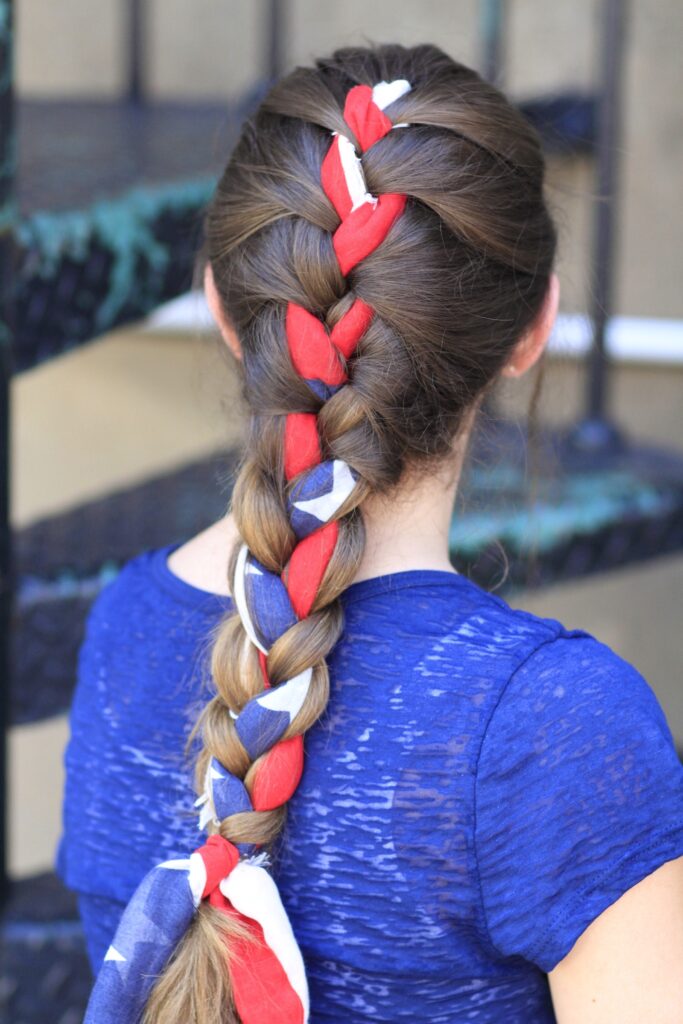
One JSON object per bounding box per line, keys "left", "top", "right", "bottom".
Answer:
{"left": 335, "top": 78, "right": 412, "bottom": 213}
{"left": 233, "top": 543, "right": 270, "bottom": 655}
{"left": 221, "top": 861, "right": 310, "bottom": 1021}
{"left": 195, "top": 760, "right": 223, "bottom": 830}
{"left": 372, "top": 78, "right": 412, "bottom": 110}
{"left": 336, "top": 133, "right": 376, "bottom": 212}
{"left": 187, "top": 852, "right": 208, "bottom": 908}
{"left": 195, "top": 793, "right": 215, "bottom": 831}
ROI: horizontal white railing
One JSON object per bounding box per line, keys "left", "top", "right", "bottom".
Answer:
{"left": 144, "top": 291, "right": 683, "bottom": 365}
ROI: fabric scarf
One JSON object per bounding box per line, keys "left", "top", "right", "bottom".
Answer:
{"left": 83, "top": 75, "right": 411, "bottom": 1024}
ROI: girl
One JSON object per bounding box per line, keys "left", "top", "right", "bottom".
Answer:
{"left": 58, "top": 43, "right": 683, "bottom": 1024}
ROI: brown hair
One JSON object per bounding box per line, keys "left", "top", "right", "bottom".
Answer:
{"left": 143, "top": 41, "right": 557, "bottom": 1023}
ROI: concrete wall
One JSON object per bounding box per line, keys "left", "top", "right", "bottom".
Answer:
{"left": 13, "top": 1, "right": 683, "bottom": 319}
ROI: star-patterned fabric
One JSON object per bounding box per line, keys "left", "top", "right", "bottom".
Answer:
{"left": 60, "top": 543, "right": 683, "bottom": 1023}
{"left": 80, "top": 78, "right": 416, "bottom": 1024}
{"left": 83, "top": 858, "right": 198, "bottom": 1024}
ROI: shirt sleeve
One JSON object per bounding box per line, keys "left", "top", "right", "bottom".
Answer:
{"left": 474, "top": 628, "right": 683, "bottom": 973}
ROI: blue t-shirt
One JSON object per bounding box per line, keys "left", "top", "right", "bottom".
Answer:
{"left": 58, "top": 540, "right": 683, "bottom": 1023}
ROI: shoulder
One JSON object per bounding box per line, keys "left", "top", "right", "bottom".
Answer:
{"left": 83, "top": 546, "right": 162, "bottom": 634}
{"left": 473, "top": 616, "right": 683, "bottom": 840}
{"left": 474, "top": 624, "right": 679, "bottom": 799}
{"left": 459, "top": 590, "right": 673, "bottom": 740}
{"left": 79, "top": 544, "right": 205, "bottom": 665}
{"left": 164, "top": 515, "right": 236, "bottom": 597}
{"left": 343, "top": 567, "right": 571, "bottom": 657}
{"left": 473, "top": 625, "right": 683, "bottom": 971}
{"left": 72, "top": 548, "right": 171, "bottom": 690}
{"left": 486, "top": 626, "right": 674, "bottom": 748}
{"left": 83, "top": 514, "right": 236, "bottom": 634}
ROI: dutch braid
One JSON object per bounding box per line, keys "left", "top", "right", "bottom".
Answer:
{"left": 84, "top": 42, "right": 557, "bottom": 1024}
{"left": 194, "top": 84, "right": 411, "bottom": 1023}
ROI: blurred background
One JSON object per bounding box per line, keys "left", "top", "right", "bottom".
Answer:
{"left": 1, "top": 0, "right": 682, "bottom": 1020}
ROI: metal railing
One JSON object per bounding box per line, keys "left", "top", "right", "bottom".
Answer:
{"left": 0, "top": 0, "right": 650, "bottom": 910}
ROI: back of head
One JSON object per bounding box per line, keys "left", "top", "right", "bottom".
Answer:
{"left": 88, "top": 42, "right": 557, "bottom": 1024}
{"left": 208, "top": 42, "right": 555, "bottom": 483}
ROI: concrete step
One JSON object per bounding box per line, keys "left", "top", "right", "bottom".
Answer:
{"left": 1, "top": 873, "right": 91, "bottom": 1024}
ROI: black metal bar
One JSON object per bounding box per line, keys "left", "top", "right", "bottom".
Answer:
{"left": 478, "top": 0, "right": 505, "bottom": 423}
{"left": 266, "top": 0, "right": 286, "bottom": 82}
{"left": 565, "top": 0, "right": 628, "bottom": 457}
{"left": 0, "top": 0, "right": 16, "bottom": 906}
{"left": 480, "top": 0, "right": 505, "bottom": 87}
{"left": 587, "top": 0, "right": 627, "bottom": 421}
{"left": 127, "top": 0, "right": 144, "bottom": 104}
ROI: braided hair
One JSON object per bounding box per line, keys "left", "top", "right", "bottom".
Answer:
{"left": 84, "top": 42, "right": 557, "bottom": 1024}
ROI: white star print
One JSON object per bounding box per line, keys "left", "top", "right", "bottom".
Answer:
{"left": 104, "top": 945, "right": 126, "bottom": 962}
{"left": 292, "top": 460, "right": 356, "bottom": 524}
{"left": 255, "top": 667, "right": 312, "bottom": 722}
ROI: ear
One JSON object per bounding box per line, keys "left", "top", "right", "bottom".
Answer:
{"left": 203, "top": 260, "right": 243, "bottom": 361}
{"left": 501, "top": 272, "right": 560, "bottom": 378}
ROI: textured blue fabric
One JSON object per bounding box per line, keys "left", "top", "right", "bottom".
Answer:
{"left": 58, "top": 541, "right": 683, "bottom": 1023}
{"left": 83, "top": 856, "right": 198, "bottom": 1024}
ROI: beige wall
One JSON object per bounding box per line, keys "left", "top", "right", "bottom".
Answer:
{"left": 16, "top": 0, "right": 124, "bottom": 96}
{"left": 15, "top": 0, "right": 266, "bottom": 98}
{"left": 617, "top": 1, "right": 683, "bottom": 318}
{"left": 149, "top": 0, "right": 263, "bottom": 99}
{"left": 287, "top": 0, "right": 480, "bottom": 68}
{"left": 14, "top": 1, "right": 683, "bottom": 316}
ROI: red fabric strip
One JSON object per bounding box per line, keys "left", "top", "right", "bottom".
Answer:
{"left": 333, "top": 192, "right": 407, "bottom": 276}
{"left": 258, "top": 649, "right": 270, "bottom": 689}
{"left": 282, "top": 520, "right": 338, "bottom": 620}
{"left": 251, "top": 735, "right": 305, "bottom": 812}
{"left": 209, "top": 893, "right": 305, "bottom": 1024}
{"left": 195, "top": 835, "right": 240, "bottom": 898}
{"left": 343, "top": 84, "right": 393, "bottom": 150}
{"left": 330, "top": 298, "right": 374, "bottom": 359}
{"left": 320, "top": 83, "right": 406, "bottom": 277}
{"left": 286, "top": 303, "right": 347, "bottom": 386}
{"left": 284, "top": 412, "right": 321, "bottom": 481}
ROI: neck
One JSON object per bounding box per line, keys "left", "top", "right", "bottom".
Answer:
{"left": 351, "top": 405, "right": 477, "bottom": 583}
{"left": 353, "top": 453, "right": 463, "bottom": 584}
{"left": 189, "top": 417, "right": 475, "bottom": 595}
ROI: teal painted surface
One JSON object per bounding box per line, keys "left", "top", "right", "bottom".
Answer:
{"left": 0, "top": 0, "right": 11, "bottom": 89}
{"left": 16, "top": 175, "right": 216, "bottom": 333}
{"left": 451, "top": 468, "right": 677, "bottom": 557}
{"left": 19, "top": 561, "right": 120, "bottom": 608}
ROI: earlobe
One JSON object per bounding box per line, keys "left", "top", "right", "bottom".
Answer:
{"left": 539, "top": 271, "right": 560, "bottom": 348}
{"left": 203, "top": 260, "right": 243, "bottom": 361}
{"left": 501, "top": 271, "right": 560, "bottom": 378}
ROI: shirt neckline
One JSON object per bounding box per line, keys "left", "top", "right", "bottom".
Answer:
{"left": 150, "top": 540, "right": 472, "bottom": 610}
